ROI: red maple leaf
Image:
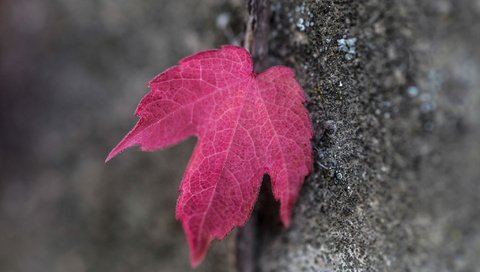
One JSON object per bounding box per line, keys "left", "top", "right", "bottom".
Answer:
{"left": 106, "top": 45, "right": 313, "bottom": 267}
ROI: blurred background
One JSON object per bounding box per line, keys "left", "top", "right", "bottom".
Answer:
{"left": 0, "top": 0, "right": 243, "bottom": 271}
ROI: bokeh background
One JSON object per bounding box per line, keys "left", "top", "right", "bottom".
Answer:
{"left": 0, "top": 1, "right": 241, "bottom": 271}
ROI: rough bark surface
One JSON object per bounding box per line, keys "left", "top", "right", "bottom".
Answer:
{"left": 249, "top": 0, "right": 480, "bottom": 271}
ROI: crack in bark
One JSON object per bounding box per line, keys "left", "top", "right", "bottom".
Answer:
{"left": 237, "top": 1, "right": 275, "bottom": 271}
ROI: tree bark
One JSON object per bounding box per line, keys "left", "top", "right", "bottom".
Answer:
{"left": 237, "top": 0, "right": 480, "bottom": 271}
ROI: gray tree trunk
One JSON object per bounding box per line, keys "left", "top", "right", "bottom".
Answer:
{"left": 246, "top": 0, "right": 480, "bottom": 271}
